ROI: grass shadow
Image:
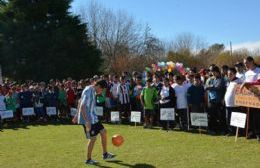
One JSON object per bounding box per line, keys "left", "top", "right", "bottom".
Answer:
{"left": 106, "top": 160, "right": 156, "bottom": 168}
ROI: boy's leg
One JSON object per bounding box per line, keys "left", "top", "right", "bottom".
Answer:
{"left": 87, "top": 138, "right": 96, "bottom": 160}
{"left": 100, "top": 129, "right": 107, "bottom": 154}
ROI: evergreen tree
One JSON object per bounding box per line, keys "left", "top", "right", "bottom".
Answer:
{"left": 0, "top": 0, "right": 102, "bottom": 81}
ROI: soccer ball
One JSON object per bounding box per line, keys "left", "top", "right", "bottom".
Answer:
{"left": 112, "top": 134, "right": 124, "bottom": 147}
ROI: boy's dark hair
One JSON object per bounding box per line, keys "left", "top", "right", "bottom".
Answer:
{"left": 95, "top": 80, "right": 107, "bottom": 89}
{"left": 245, "top": 56, "right": 254, "bottom": 62}
{"left": 228, "top": 67, "right": 237, "bottom": 74}
{"left": 194, "top": 74, "right": 201, "bottom": 79}
{"left": 174, "top": 75, "right": 182, "bottom": 81}
{"left": 211, "top": 66, "right": 220, "bottom": 73}
{"left": 120, "top": 76, "right": 126, "bottom": 80}
{"left": 221, "top": 65, "right": 229, "bottom": 70}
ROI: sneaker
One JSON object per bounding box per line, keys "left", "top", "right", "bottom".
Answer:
{"left": 85, "top": 159, "right": 98, "bottom": 165}
{"left": 103, "top": 152, "right": 115, "bottom": 160}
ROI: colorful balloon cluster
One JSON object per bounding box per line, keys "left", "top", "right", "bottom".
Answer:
{"left": 147, "top": 61, "right": 189, "bottom": 75}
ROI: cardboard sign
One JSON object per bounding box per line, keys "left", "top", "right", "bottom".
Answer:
{"left": 46, "top": 107, "right": 57, "bottom": 116}
{"left": 111, "top": 111, "right": 120, "bottom": 122}
{"left": 234, "top": 85, "right": 260, "bottom": 108}
{"left": 70, "top": 108, "right": 77, "bottom": 117}
{"left": 160, "top": 108, "right": 175, "bottom": 121}
{"left": 95, "top": 106, "right": 104, "bottom": 116}
{"left": 131, "top": 111, "right": 141, "bottom": 123}
{"left": 22, "top": 107, "right": 35, "bottom": 116}
{"left": 0, "top": 110, "right": 14, "bottom": 119}
{"left": 230, "top": 112, "right": 247, "bottom": 128}
{"left": 190, "top": 113, "right": 208, "bottom": 127}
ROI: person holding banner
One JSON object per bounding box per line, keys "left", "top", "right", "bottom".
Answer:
{"left": 78, "top": 79, "right": 115, "bottom": 165}
{"left": 243, "top": 56, "right": 260, "bottom": 140}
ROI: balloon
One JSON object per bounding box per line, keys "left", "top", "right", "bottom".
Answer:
{"left": 145, "top": 67, "right": 151, "bottom": 72}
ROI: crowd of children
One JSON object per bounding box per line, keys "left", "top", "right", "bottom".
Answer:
{"left": 0, "top": 56, "right": 259, "bottom": 140}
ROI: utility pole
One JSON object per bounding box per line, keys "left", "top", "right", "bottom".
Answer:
{"left": 230, "top": 41, "right": 232, "bottom": 56}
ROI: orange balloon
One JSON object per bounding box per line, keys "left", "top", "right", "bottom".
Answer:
{"left": 112, "top": 134, "right": 124, "bottom": 147}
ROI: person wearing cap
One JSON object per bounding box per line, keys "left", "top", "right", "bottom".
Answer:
{"left": 234, "top": 62, "right": 245, "bottom": 81}
{"left": 141, "top": 78, "right": 158, "bottom": 128}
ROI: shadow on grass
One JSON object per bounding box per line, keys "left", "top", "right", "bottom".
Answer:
{"left": 0, "top": 119, "right": 75, "bottom": 131}
{"left": 104, "top": 160, "right": 156, "bottom": 168}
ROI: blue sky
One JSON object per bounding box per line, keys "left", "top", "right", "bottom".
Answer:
{"left": 71, "top": 0, "right": 260, "bottom": 50}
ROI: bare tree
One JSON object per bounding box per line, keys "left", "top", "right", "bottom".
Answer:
{"left": 75, "top": 0, "right": 165, "bottom": 73}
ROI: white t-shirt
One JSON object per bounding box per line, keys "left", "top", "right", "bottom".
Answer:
{"left": 0, "top": 95, "right": 6, "bottom": 111}
{"left": 244, "top": 67, "right": 260, "bottom": 82}
{"left": 224, "top": 78, "right": 242, "bottom": 107}
{"left": 160, "top": 86, "right": 170, "bottom": 104}
{"left": 173, "top": 83, "right": 190, "bottom": 109}
{"left": 236, "top": 72, "right": 245, "bottom": 82}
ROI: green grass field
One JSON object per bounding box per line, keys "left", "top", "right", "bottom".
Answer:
{"left": 0, "top": 122, "right": 260, "bottom": 168}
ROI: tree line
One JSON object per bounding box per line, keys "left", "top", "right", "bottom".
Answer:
{"left": 0, "top": 0, "right": 259, "bottom": 82}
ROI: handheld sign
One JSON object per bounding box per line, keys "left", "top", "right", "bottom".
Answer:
{"left": 95, "top": 106, "right": 104, "bottom": 116}
{"left": 131, "top": 111, "right": 141, "bottom": 123}
{"left": 46, "top": 107, "right": 57, "bottom": 116}
{"left": 160, "top": 108, "right": 175, "bottom": 121}
{"left": 0, "top": 110, "right": 14, "bottom": 119}
{"left": 190, "top": 113, "right": 208, "bottom": 127}
{"left": 230, "top": 112, "right": 247, "bottom": 142}
{"left": 111, "top": 111, "right": 120, "bottom": 122}
{"left": 70, "top": 108, "right": 77, "bottom": 117}
{"left": 22, "top": 107, "right": 35, "bottom": 116}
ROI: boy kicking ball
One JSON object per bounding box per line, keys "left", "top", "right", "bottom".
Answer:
{"left": 75, "top": 80, "right": 115, "bottom": 165}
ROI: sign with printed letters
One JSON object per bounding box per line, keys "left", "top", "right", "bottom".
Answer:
{"left": 46, "top": 107, "right": 57, "bottom": 116}
{"left": 190, "top": 113, "right": 208, "bottom": 127}
{"left": 131, "top": 111, "right": 141, "bottom": 123}
{"left": 95, "top": 106, "right": 104, "bottom": 116}
{"left": 160, "top": 108, "right": 175, "bottom": 121}
{"left": 0, "top": 110, "right": 14, "bottom": 119}
{"left": 111, "top": 111, "right": 120, "bottom": 122}
{"left": 22, "top": 107, "right": 35, "bottom": 116}
{"left": 230, "top": 112, "right": 247, "bottom": 128}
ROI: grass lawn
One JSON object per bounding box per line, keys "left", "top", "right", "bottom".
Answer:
{"left": 0, "top": 122, "right": 260, "bottom": 168}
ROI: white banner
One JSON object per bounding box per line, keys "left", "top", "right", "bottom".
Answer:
{"left": 95, "top": 106, "right": 104, "bottom": 116}
{"left": 70, "top": 108, "right": 77, "bottom": 117}
{"left": 46, "top": 107, "right": 57, "bottom": 116}
{"left": 0, "top": 110, "right": 14, "bottom": 119}
{"left": 230, "top": 112, "right": 247, "bottom": 128}
{"left": 131, "top": 111, "right": 141, "bottom": 123}
{"left": 111, "top": 111, "right": 120, "bottom": 122}
{"left": 160, "top": 108, "right": 175, "bottom": 121}
{"left": 22, "top": 107, "right": 35, "bottom": 116}
{"left": 190, "top": 113, "right": 208, "bottom": 127}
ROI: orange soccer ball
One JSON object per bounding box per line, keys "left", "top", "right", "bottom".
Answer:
{"left": 112, "top": 134, "right": 124, "bottom": 147}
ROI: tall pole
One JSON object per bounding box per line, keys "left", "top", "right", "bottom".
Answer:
{"left": 230, "top": 41, "right": 232, "bottom": 56}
